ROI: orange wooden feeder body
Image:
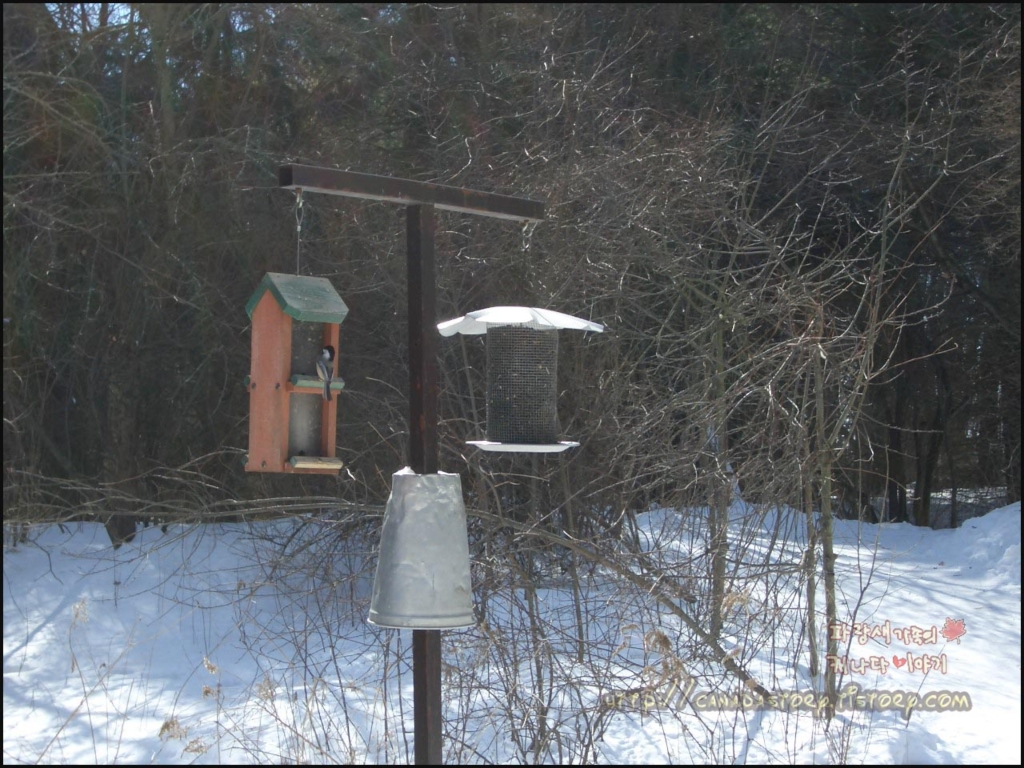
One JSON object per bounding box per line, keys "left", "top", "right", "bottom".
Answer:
{"left": 244, "top": 273, "right": 349, "bottom": 475}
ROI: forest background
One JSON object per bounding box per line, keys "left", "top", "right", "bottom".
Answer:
{"left": 4, "top": 4, "right": 1020, "bottom": 556}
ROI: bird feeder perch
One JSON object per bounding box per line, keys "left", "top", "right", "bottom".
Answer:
{"left": 437, "top": 306, "right": 604, "bottom": 452}
{"left": 244, "top": 272, "right": 348, "bottom": 474}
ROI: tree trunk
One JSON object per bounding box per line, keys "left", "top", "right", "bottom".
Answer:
{"left": 814, "top": 335, "right": 838, "bottom": 720}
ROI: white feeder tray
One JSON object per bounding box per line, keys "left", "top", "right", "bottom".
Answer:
{"left": 467, "top": 440, "right": 579, "bottom": 453}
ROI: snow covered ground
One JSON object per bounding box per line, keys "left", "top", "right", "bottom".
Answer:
{"left": 3, "top": 500, "right": 1020, "bottom": 764}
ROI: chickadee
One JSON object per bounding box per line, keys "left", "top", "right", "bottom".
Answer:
{"left": 316, "top": 345, "right": 335, "bottom": 402}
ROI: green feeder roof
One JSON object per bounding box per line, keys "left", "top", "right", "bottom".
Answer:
{"left": 246, "top": 273, "right": 349, "bottom": 323}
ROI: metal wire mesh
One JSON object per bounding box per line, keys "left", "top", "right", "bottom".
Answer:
{"left": 485, "top": 325, "right": 558, "bottom": 443}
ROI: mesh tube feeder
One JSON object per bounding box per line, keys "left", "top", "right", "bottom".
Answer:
{"left": 437, "top": 306, "right": 604, "bottom": 453}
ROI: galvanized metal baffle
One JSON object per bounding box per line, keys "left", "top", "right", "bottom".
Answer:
{"left": 278, "top": 165, "right": 544, "bottom": 765}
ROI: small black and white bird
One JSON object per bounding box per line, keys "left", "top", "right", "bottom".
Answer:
{"left": 316, "top": 345, "right": 335, "bottom": 402}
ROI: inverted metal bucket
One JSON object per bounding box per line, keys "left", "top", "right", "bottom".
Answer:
{"left": 368, "top": 469, "right": 475, "bottom": 629}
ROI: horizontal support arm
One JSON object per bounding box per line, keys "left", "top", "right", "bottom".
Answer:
{"left": 279, "top": 164, "right": 545, "bottom": 222}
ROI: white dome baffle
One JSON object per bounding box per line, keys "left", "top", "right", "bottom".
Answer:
{"left": 437, "top": 307, "right": 604, "bottom": 453}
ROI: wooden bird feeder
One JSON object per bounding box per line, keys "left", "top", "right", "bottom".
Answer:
{"left": 244, "top": 272, "right": 348, "bottom": 474}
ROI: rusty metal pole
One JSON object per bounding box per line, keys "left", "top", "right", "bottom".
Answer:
{"left": 407, "top": 204, "right": 438, "bottom": 476}
{"left": 406, "top": 204, "right": 442, "bottom": 765}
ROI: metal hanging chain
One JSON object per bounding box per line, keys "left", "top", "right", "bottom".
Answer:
{"left": 294, "top": 188, "right": 304, "bottom": 275}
